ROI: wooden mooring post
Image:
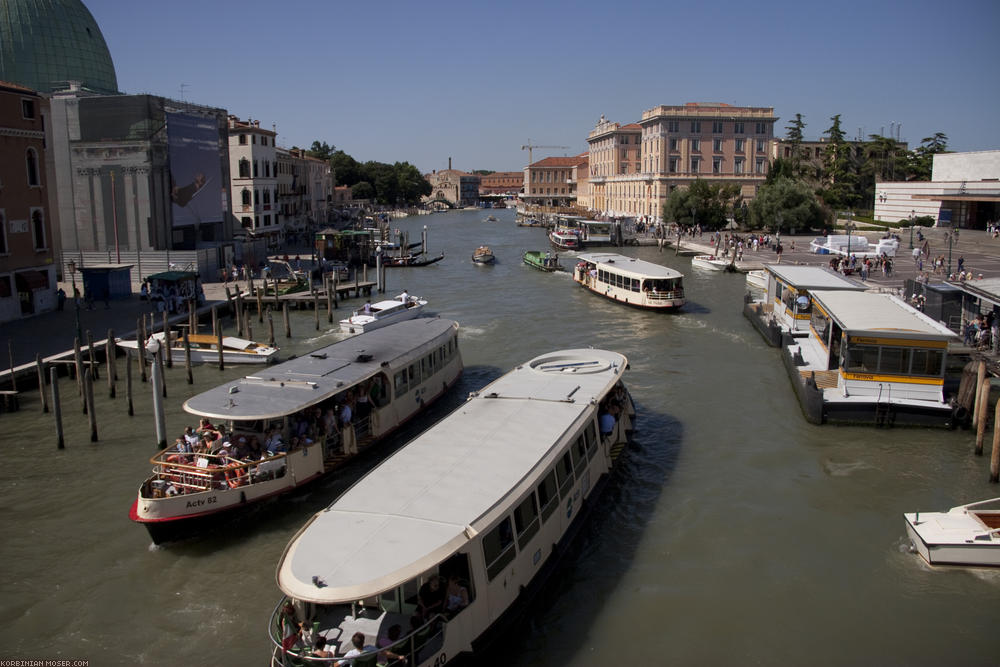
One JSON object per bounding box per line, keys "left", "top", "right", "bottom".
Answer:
{"left": 50, "top": 366, "right": 63, "bottom": 448}
{"left": 326, "top": 277, "right": 334, "bottom": 323}
{"left": 991, "top": 399, "right": 1000, "bottom": 483}
{"left": 314, "top": 294, "right": 320, "bottom": 330}
{"left": 84, "top": 369, "right": 97, "bottom": 442}
{"left": 267, "top": 309, "right": 275, "bottom": 347}
{"left": 35, "top": 354, "right": 48, "bottom": 413}
{"left": 283, "top": 302, "right": 291, "bottom": 338}
{"left": 211, "top": 305, "right": 219, "bottom": 338}
{"left": 7, "top": 339, "right": 15, "bottom": 392}
{"left": 163, "top": 312, "right": 172, "bottom": 368}
{"left": 138, "top": 317, "right": 148, "bottom": 383}
{"left": 183, "top": 331, "right": 193, "bottom": 384}
{"left": 151, "top": 348, "right": 167, "bottom": 449}
{"left": 106, "top": 329, "right": 117, "bottom": 398}
{"left": 216, "top": 326, "right": 225, "bottom": 371}
{"left": 125, "top": 350, "right": 134, "bottom": 416}
{"left": 257, "top": 288, "right": 264, "bottom": 323}
{"left": 975, "top": 378, "right": 991, "bottom": 456}
{"left": 246, "top": 309, "right": 254, "bottom": 341}
{"left": 86, "top": 331, "right": 98, "bottom": 381}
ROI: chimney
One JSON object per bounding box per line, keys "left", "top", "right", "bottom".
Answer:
{"left": 448, "top": 157, "right": 452, "bottom": 171}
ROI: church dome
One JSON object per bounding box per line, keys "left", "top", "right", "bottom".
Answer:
{"left": 0, "top": 0, "right": 118, "bottom": 94}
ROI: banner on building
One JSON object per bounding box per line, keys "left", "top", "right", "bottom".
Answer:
{"left": 167, "top": 112, "right": 224, "bottom": 227}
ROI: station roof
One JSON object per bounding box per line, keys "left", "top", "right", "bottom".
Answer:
{"left": 810, "top": 291, "right": 957, "bottom": 341}
{"left": 765, "top": 265, "right": 866, "bottom": 291}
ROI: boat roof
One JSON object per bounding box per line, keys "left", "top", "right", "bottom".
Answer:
{"left": 576, "top": 253, "right": 683, "bottom": 279}
{"left": 182, "top": 318, "right": 457, "bottom": 421}
{"left": 809, "top": 290, "right": 958, "bottom": 340}
{"left": 764, "top": 265, "right": 865, "bottom": 290}
{"left": 277, "top": 348, "right": 628, "bottom": 604}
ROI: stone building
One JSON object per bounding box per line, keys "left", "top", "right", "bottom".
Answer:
{"left": 229, "top": 116, "right": 279, "bottom": 245}
{"left": 424, "top": 168, "right": 480, "bottom": 208}
{"left": 479, "top": 171, "right": 523, "bottom": 195}
{"left": 522, "top": 154, "right": 589, "bottom": 208}
{"left": 277, "top": 147, "right": 332, "bottom": 236}
{"left": 0, "top": 81, "right": 56, "bottom": 321}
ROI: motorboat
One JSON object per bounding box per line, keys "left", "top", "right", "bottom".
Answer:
{"left": 383, "top": 252, "right": 446, "bottom": 267}
{"left": 484, "top": 214, "right": 498, "bottom": 222}
{"left": 691, "top": 255, "right": 730, "bottom": 271}
{"left": 129, "top": 318, "right": 463, "bottom": 544}
{"left": 471, "top": 246, "right": 496, "bottom": 264}
{"left": 549, "top": 228, "right": 581, "bottom": 250}
{"left": 522, "top": 250, "right": 563, "bottom": 272}
{"left": 517, "top": 218, "right": 543, "bottom": 227}
{"left": 339, "top": 295, "right": 428, "bottom": 334}
{"left": 904, "top": 497, "right": 1000, "bottom": 567}
{"left": 746, "top": 269, "right": 768, "bottom": 291}
{"left": 267, "top": 348, "right": 634, "bottom": 666}
{"left": 573, "top": 252, "right": 685, "bottom": 310}
{"left": 117, "top": 331, "right": 279, "bottom": 365}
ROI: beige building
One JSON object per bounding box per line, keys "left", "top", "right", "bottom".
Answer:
{"left": 589, "top": 102, "right": 777, "bottom": 220}
{"left": 228, "top": 115, "right": 279, "bottom": 243}
{"left": 424, "top": 169, "right": 481, "bottom": 208}
{"left": 522, "top": 154, "right": 589, "bottom": 208}
{"left": 277, "top": 147, "right": 332, "bottom": 234}
{"left": 479, "top": 171, "right": 523, "bottom": 195}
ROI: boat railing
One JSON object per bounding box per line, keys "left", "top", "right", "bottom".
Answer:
{"left": 145, "top": 450, "right": 290, "bottom": 496}
{"left": 646, "top": 289, "right": 684, "bottom": 302}
{"left": 267, "top": 597, "right": 446, "bottom": 666}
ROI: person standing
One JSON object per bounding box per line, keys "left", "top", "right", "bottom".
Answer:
{"left": 340, "top": 399, "right": 357, "bottom": 456}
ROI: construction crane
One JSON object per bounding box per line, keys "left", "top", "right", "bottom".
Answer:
{"left": 521, "top": 141, "right": 569, "bottom": 165}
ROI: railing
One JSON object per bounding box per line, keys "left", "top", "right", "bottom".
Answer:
{"left": 646, "top": 289, "right": 684, "bottom": 302}
{"left": 145, "top": 449, "right": 291, "bottom": 496}
{"left": 267, "top": 597, "right": 446, "bottom": 666}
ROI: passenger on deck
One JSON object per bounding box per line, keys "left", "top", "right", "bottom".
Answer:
{"left": 377, "top": 624, "right": 407, "bottom": 664}
{"left": 311, "top": 636, "right": 333, "bottom": 659}
{"left": 166, "top": 437, "right": 192, "bottom": 464}
{"left": 264, "top": 427, "right": 282, "bottom": 452}
{"left": 444, "top": 574, "right": 469, "bottom": 617}
{"left": 230, "top": 437, "right": 248, "bottom": 460}
{"left": 599, "top": 407, "right": 615, "bottom": 436}
{"left": 279, "top": 601, "right": 304, "bottom": 653}
{"left": 417, "top": 575, "right": 446, "bottom": 621}
{"left": 246, "top": 436, "right": 263, "bottom": 459}
{"left": 183, "top": 426, "right": 199, "bottom": 449}
{"left": 336, "top": 632, "right": 370, "bottom": 666}
{"left": 340, "top": 399, "right": 357, "bottom": 456}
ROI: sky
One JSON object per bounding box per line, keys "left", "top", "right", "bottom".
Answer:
{"left": 86, "top": 0, "right": 1000, "bottom": 175}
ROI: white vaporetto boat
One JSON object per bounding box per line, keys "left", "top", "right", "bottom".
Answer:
{"left": 904, "top": 498, "right": 1000, "bottom": 567}
{"left": 339, "top": 295, "right": 428, "bottom": 334}
{"left": 129, "top": 318, "right": 463, "bottom": 544}
{"left": 117, "top": 331, "right": 279, "bottom": 365}
{"left": 691, "top": 254, "right": 730, "bottom": 271}
{"left": 268, "top": 348, "right": 635, "bottom": 665}
{"left": 573, "top": 252, "right": 685, "bottom": 310}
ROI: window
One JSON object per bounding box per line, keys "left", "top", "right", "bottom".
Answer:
{"left": 712, "top": 121, "right": 723, "bottom": 133}
{"left": 241, "top": 189, "right": 251, "bottom": 206}
{"left": 0, "top": 276, "right": 10, "bottom": 298}
{"left": 735, "top": 158, "right": 744, "bottom": 174}
{"left": 755, "top": 158, "right": 765, "bottom": 174}
{"left": 690, "top": 158, "right": 700, "bottom": 173}
{"left": 254, "top": 215, "right": 259, "bottom": 229}
{"left": 573, "top": 436, "right": 588, "bottom": 476}
{"left": 513, "top": 494, "right": 540, "bottom": 549}
{"left": 239, "top": 134, "right": 247, "bottom": 145}
{"left": 26, "top": 148, "right": 40, "bottom": 186}
{"left": 240, "top": 216, "right": 252, "bottom": 229}
{"left": 735, "top": 139, "right": 745, "bottom": 152}
{"left": 669, "top": 158, "right": 678, "bottom": 173}
{"left": 669, "top": 138, "right": 678, "bottom": 151}
{"left": 556, "top": 451, "right": 574, "bottom": 497}
{"left": 585, "top": 422, "right": 598, "bottom": 458}
{"left": 253, "top": 160, "right": 258, "bottom": 177}
{"left": 252, "top": 135, "right": 256, "bottom": 144}
{"left": 263, "top": 190, "right": 270, "bottom": 204}
{"left": 911, "top": 348, "right": 943, "bottom": 376}
{"left": 264, "top": 161, "right": 270, "bottom": 178}
{"left": 483, "top": 517, "right": 516, "bottom": 581}
{"left": 22, "top": 99, "right": 35, "bottom": 119}
{"left": 254, "top": 189, "right": 260, "bottom": 205}
{"left": 690, "top": 121, "right": 701, "bottom": 133}
{"left": 30, "top": 208, "right": 45, "bottom": 250}
{"left": 691, "top": 139, "right": 700, "bottom": 152}
{"left": 668, "top": 121, "right": 679, "bottom": 132}
{"left": 756, "top": 122, "right": 767, "bottom": 134}
{"left": 263, "top": 214, "right": 271, "bottom": 226}
{"left": 713, "top": 139, "right": 723, "bottom": 153}
{"left": 734, "top": 122, "right": 744, "bottom": 134}
{"left": 756, "top": 139, "right": 765, "bottom": 152}
{"left": 238, "top": 158, "right": 250, "bottom": 178}
{"left": 713, "top": 158, "right": 722, "bottom": 174}
{"left": 537, "top": 470, "right": 559, "bottom": 522}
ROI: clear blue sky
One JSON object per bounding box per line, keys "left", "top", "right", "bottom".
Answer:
{"left": 87, "top": 0, "right": 999, "bottom": 174}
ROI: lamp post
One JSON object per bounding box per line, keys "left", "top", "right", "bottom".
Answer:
{"left": 67, "top": 259, "right": 82, "bottom": 342}
{"left": 909, "top": 210, "right": 915, "bottom": 249}
{"left": 845, "top": 211, "right": 854, "bottom": 258}
{"left": 946, "top": 228, "right": 960, "bottom": 277}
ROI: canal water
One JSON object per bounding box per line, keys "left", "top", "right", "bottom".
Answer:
{"left": 0, "top": 208, "right": 997, "bottom": 665}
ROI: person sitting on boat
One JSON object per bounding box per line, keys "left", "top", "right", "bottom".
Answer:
{"left": 336, "top": 632, "right": 373, "bottom": 666}
{"left": 362, "top": 301, "right": 372, "bottom": 315}
{"left": 417, "top": 575, "right": 446, "bottom": 622}
{"left": 377, "top": 624, "right": 408, "bottom": 665}
{"left": 267, "top": 435, "right": 288, "bottom": 456}
{"left": 229, "top": 436, "right": 248, "bottom": 460}
{"left": 311, "top": 636, "right": 333, "bottom": 659}
{"left": 183, "top": 426, "right": 199, "bottom": 449}
{"left": 278, "top": 601, "right": 304, "bottom": 654}
{"left": 264, "top": 427, "right": 282, "bottom": 452}
{"left": 444, "top": 574, "right": 470, "bottom": 617}
{"left": 166, "top": 437, "right": 192, "bottom": 464}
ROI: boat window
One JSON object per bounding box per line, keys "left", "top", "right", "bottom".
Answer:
{"left": 394, "top": 369, "right": 408, "bottom": 397}
{"left": 556, "top": 451, "right": 574, "bottom": 497}
{"left": 483, "top": 517, "right": 516, "bottom": 581}
{"left": 573, "top": 435, "right": 587, "bottom": 476}
{"left": 630, "top": 278, "right": 640, "bottom": 293}
{"left": 513, "top": 494, "right": 540, "bottom": 549}
{"left": 810, "top": 309, "right": 832, "bottom": 344}
{"left": 911, "top": 348, "right": 943, "bottom": 377}
{"left": 537, "top": 470, "right": 559, "bottom": 522}
{"left": 585, "top": 422, "right": 598, "bottom": 459}
{"left": 845, "top": 345, "right": 880, "bottom": 373}
{"left": 422, "top": 354, "right": 431, "bottom": 378}
{"left": 879, "top": 347, "right": 911, "bottom": 375}
{"left": 409, "top": 363, "right": 421, "bottom": 386}
{"left": 378, "top": 587, "right": 400, "bottom": 614}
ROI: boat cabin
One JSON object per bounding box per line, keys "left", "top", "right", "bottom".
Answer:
{"left": 761, "top": 265, "right": 866, "bottom": 334}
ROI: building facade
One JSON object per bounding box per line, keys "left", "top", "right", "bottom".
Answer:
{"left": 0, "top": 81, "right": 56, "bottom": 321}
{"left": 588, "top": 103, "right": 777, "bottom": 220}
{"left": 424, "top": 169, "right": 481, "bottom": 208}
{"left": 277, "top": 147, "right": 332, "bottom": 236}
{"left": 479, "top": 171, "right": 523, "bottom": 195}
{"left": 228, "top": 116, "right": 280, "bottom": 245}
{"left": 522, "top": 154, "right": 589, "bottom": 208}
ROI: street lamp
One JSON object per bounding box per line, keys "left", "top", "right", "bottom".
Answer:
{"left": 67, "top": 259, "right": 82, "bottom": 342}
{"left": 845, "top": 211, "right": 855, "bottom": 258}
{"left": 946, "top": 228, "right": 960, "bottom": 277}
{"left": 908, "top": 210, "right": 915, "bottom": 249}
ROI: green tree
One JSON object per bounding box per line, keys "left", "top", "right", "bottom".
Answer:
{"left": 784, "top": 113, "right": 807, "bottom": 176}
{"left": 394, "top": 162, "right": 432, "bottom": 204}
{"left": 661, "top": 179, "right": 729, "bottom": 229}
{"left": 818, "top": 114, "right": 860, "bottom": 211}
{"left": 907, "top": 132, "right": 949, "bottom": 181}
{"left": 331, "top": 150, "right": 363, "bottom": 187}
{"left": 750, "top": 177, "right": 827, "bottom": 233}
{"left": 351, "top": 181, "right": 375, "bottom": 200}
{"left": 306, "top": 140, "right": 335, "bottom": 162}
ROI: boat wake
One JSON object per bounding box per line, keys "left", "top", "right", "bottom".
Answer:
{"left": 822, "top": 459, "right": 880, "bottom": 477}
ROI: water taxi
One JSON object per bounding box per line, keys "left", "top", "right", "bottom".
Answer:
{"left": 129, "top": 318, "right": 463, "bottom": 544}
{"left": 905, "top": 498, "right": 1000, "bottom": 567}
{"left": 339, "top": 295, "right": 428, "bottom": 335}
{"left": 267, "top": 347, "right": 634, "bottom": 666}
{"left": 471, "top": 246, "right": 496, "bottom": 264}
{"left": 117, "top": 332, "right": 279, "bottom": 365}
{"left": 522, "top": 250, "right": 563, "bottom": 272}
{"left": 691, "top": 254, "right": 729, "bottom": 272}
{"left": 573, "top": 252, "right": 685, "bottom": 310}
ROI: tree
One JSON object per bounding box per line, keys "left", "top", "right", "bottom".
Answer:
{"left": 750, "top": 177, "right": 827, "bottom": 233}
{"left": 394, "top": 162, "right": 432, "bottom": 204}
{"left": 331, "top": 150, "right": 363, "bottom": 187}
{"left": 907, "top": 132, "right": 949, "bottom": 181}
{"left": 351, "top": 181, "right": 375, "bottom": 200}
{"left": 784, "top": 113, "right": 807, "bottom": 176}
{"left": 818, "top": 114, "right": 861, "bottom": 211}
{"left": 661, "top": 179, "right": 729, "bottom": 229}
{"left": 306, "top": 140, "right": 335, "bottom": 162}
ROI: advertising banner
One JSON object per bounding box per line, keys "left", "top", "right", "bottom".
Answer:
{"left": 167, "top": 112, "right": 223, "bottom": 227}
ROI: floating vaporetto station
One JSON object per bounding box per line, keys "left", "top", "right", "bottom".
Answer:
{"left": 268, "top": 348, "right": 634, "bottom": 665}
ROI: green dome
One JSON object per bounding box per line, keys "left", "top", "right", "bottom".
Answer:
{"left": 0, "top": 0, "right": 118, "bottom": 95}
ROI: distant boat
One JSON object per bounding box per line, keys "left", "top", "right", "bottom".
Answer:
{"left": 383, "top": 252, "right": 446, "bottom": 267}
{"left": 339, "top": 295, "right": 428, "bottom": 334}
{"left": 117, "top": 332, "right": 279, "bottom": 365}
{"left": 518, "top": 218, "right": 543, "bottom": 227}
{"left": 549, "top": 228, "right": 581, "bottom": 250}
{"left": 523, "top": 250, "right": 563, "bottom": 272}
{"left": 746, "top": 270, "right": 768, "bottom": 290}
{"left": 573, "top": 252, "right": 685, "bottom": 310}
{"left": 484, "top": 214, "right": 498, "bottom": 222}
{"left": 905, "top": 497, "right": 1000, "bottom": 567}
{"left": 472, "top": 246, "right": 496, "bottom": 264}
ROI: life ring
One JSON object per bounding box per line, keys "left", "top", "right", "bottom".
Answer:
{"left": 225, "top": 466, "right": 247, "bottom": 488}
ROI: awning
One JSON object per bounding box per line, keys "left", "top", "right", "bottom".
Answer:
{"left": 15, "top": 270, "right": 48, "bottom": 290}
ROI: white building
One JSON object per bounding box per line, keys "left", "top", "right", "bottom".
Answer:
{"left": 228, "top": 116, "right": 281, "bottom": 246}
{"left": 874, "top": 150, "right": 1000, "bottom": 229}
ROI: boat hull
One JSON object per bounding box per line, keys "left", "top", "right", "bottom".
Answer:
{"left": 904, "top": 508, "right": 1000, "bottom": 567}
{"left": 522, "top": 251, "right": 563, "bottom": 272}
{"left": 691, "top": 255, "right": 728, "bottom": 271}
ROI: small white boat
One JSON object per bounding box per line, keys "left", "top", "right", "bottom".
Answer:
{"left": 691, "top": 254, "right": 730, "bottom": 271}
{"left": 117, "top": 332, "right": 279, "bottom": 365}
{"left": 472, "top": 246, "right": 495, "bottom": 264}
{"left": 550, "top": 228, "right": 581, "bottom": 250}
{"left": 904, "top": 498, "right": 1000, "bottom": 567}
{"left": 746, "top": 269, "right": 768, "bottom": 290}
{"left": 339, "top": 295, "right": 427, "bottom": 334}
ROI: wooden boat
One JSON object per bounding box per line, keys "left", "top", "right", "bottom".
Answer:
{"left": 573, "top": 252, "right": 685, "bottom": 310}
{"left": 267, "top": 348, "right": 634, "bottom": 666}
{"left": 904, "top": 498, "right": 1000, "bottom": 567}
{"left": 549, "top": 228, "right": 581, "bottom": 250}
{"left": 129, "top": 318, "right": 464, "bottom": 544}
{"left": 691, "top": 254, "right": 730, "bottom": 271}
{"left": 471, "top": 246, "right": 495, "bottom": 264}
{"left": 117, "top": 331, "right": 279, "bottom": 365}
{"left": 383, "top": 252, "right": 446, "bottom": 268}
{"left": 522, "top": 250, "right": 563, "bottom": 272}
{"left": 339, "top": 295, "right": 428, "bottom": 334}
